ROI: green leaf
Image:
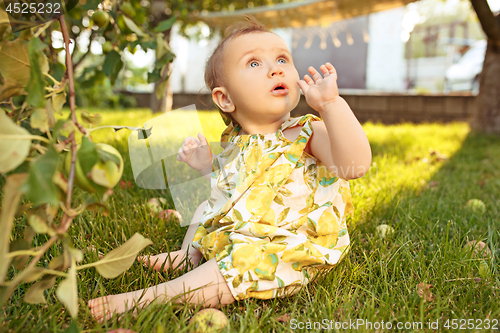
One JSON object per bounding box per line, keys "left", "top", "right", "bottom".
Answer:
{"left": 156, "top": 53, "right": 175, "bottom": 68}
{"left": 81, "top": 110, "right": 102, "bottom": 126}
{"left": 154, "top": 17, "right": 176, "bottom": 32}
{"left": 102, "top": 51, "right": 123, "bottom": 85}
{"left": 0, "top": 38, "right": 30, "bottom": 87}
{"left": 49, "top": 62, "right": 66, "bottom": 82}
{"left": 97, "top": 148, "right": 120, "bottom": 165}
{"left": 86, "top": 233, "right": 152, "bottom": 279}
{"left": 24, "top": 275, "right": 56, "bottom": 304}
{"left": 147, "top": 69, "right": 161, "bottom": 83}
{"left": 9, "top": 239, "right": 30, "bottom": 270}
{"left": 56, "top": 261, "right": 78, "bottom": 318}
{"left": 81, "top": 0, "right": 101, "bottom": 10}
{"left": 0, "top": 110, "right": 32, "bottom": 173}
{"left": 0, "top": 84, "right": 24, "bottom": 102}
{"left": 24, "top": 267, "right": 49, "bottom": 283}
{"left": 122, "top": 16, "right": 144, "bottom": 36}
{"left": 52, "top": 92, "right": 66, "bottom": 115}
{"left": 49, "top": 253, "right": 71, "bottom": 271}
{"left": 155, "top": 33, "right": 171, "bottom": 60}
{"left": 140, "top": 40, "right": 157, "bottom": 50}
{"left": 78, "top": 137, "right": 98, "bottom": 175}
{"left": 30, "top": 108, "right": 49, "bottom": 133}
{"left": 26, "top": 38, "right": 49, "bottom": 108}
{"left": 0, "top": 173, "right": 28, "bottom": 284}
{"left": 22, "top": 145, "right": 60, "bottom": 206}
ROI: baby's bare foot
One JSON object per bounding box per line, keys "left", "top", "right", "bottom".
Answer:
{"left": 137, "top": 250, "right": 187, "bottom": 272}
{"left": 88, "top": 292, "right": 146, "bottom": 322}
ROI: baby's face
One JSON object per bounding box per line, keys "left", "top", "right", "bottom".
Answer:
{"left": 221, "top": 32, "right": 301, "bottom": 127}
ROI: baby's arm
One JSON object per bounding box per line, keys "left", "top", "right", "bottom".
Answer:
{"left": 298, "top": 63, "right": 372, "bottom": 180}
{"left": 177, "top": 133, "right": 212, "bottom": 181}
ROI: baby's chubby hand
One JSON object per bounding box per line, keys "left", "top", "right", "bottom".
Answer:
{"left": 177, "top": 133, "right": 212, "bottom": 172}
{"left": 297, "top": 62, "right": 340, "bottom": 113}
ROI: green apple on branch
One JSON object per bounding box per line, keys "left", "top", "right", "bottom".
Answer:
{"left": 65, "top": 138, "right": 123, "bottom": 196}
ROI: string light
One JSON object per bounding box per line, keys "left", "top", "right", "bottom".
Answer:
{"left": 346, "top": 31, "right": 354, "bottom": 45}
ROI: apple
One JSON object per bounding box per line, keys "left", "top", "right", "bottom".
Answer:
{"left": 465, "top": 199, "right": 486, "bottom": 213}
{"left": 375, "top": 224, "right": 394, "bottom": 239}
{"left": 478, "top": 260, "right": 490, "bottom": 279}
{"left": 91, "top": 144, "right": 124, "bottom": 189}
{"left": 102, "top": 41, "right": 113, "bottom": 53}
{"left": 65, "top": 143, "right": 123, "bottom": 194}
{"left": 465, "top": 240, "right": 492, "bottom": 258}
{"left": 159, "top": 209, "right": 183, "bottom": 223}
{"left": 146, "top": 198, "right": 163, "bottom": 213}
{"left": 92, "top": 11, "right": 109, "bottom": 29}
{"left": 189, "top": 309, "right": 229, "bottom": 333}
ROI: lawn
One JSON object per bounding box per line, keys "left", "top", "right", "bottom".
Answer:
{"left": 1, "top": 108, "right": 499, "bottom": 332}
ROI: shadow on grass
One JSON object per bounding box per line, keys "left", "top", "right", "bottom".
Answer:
{"left": 307, "top": 129, "right": 500, "bottom": 329}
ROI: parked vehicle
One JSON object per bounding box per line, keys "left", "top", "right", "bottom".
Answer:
{"left": 444, "top": 40, "right": 487, "bottom": 94}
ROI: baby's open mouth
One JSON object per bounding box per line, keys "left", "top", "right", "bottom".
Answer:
{"left": 272, "top": 83, "right": 288, "bottom": 92}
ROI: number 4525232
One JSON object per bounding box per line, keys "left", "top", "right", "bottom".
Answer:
{"left": 5, "top": 2, "right": 61, "bottom": 14}
{"left": 443, "top": 319, "right": 498, "bottom": 330}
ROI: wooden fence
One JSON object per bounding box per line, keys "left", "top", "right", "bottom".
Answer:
{"left": 121, "top": 91, "right": 477, "bottom": 124}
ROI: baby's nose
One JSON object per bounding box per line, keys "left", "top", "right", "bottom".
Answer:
{"left": 270, "top": 66, "right": 284, "bottom": 77}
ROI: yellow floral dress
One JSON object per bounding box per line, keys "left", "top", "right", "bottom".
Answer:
{"left": 192, "top": 114, "right": 353, "bottom": 301}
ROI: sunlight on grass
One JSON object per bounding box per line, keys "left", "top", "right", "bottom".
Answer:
{"left": 6, "top": 109, "right": 499, "bottom": 332}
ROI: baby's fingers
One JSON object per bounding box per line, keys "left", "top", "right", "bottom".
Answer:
{"left": 177, "top": 147, "right": 187, "bottom": 162}
{"left": 307, "top": 66, "right": 323, "bottom": 83}
{"left": 297, "top": 80, "right": 310, "bottom": 94}
{"left": 183, "top": 137, "right": 200, "bottom": 151}
{"left": 197, "top": 133, "right": 208, "bottom": 146}
{"left": 303, "top": 75, "right": 314, "bottom": 86}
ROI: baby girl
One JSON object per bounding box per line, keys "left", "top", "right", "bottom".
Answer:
{"left": 88, "top": 15, "right": 371, "bottom": 321}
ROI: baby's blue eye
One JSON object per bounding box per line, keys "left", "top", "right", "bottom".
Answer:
{"left": 278, "top": 59, "right": 287, "bottom": 64}
{"left": 250, "top": 61, "right": 259, "bottom": 68}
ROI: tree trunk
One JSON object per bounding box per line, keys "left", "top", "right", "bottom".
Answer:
{"left": 150, "top": 61, "right": 173, "bottom": 113}
{"left": 149, "top": 0, "right": 173, "bottom": 113}
{"left": 469, "top": 0, "right": 500, "bottom": 134}
{"left": 470, "top": 38, "right": 500, "bottom": 133}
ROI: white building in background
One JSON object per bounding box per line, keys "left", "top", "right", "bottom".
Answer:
{"left": 366, "top": 7, "right": 406, "bottom": 92}
{"left": 167, "top": 6, "right": 407, "bottom": 94}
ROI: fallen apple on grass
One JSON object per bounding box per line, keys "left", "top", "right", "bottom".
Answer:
{"left": 464, "top": 240, "right": 492, "bottom": 258}
{"left": 375, "top": 224, "right": 394, "bottom": 239}
{"left": 465, "top": 199, "right": 486, "bottom": 213}
{"left": 189, "top": 309, "right": 229, "bottom": 333}
{"left": 146, "top": 197, "right": 165, "bottom": 213}
{"left": 159, "top": 209, "right": 183, "bottom": 223}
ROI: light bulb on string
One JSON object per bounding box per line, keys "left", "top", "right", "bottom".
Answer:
{"left": 362, "top": 28, "right": 370, "bottom": 43}
{"left": 346, "top": 31, "right": 354, "bottom": 45}
{"left": 331, "top": 33, "right": 341, "bottom": 48}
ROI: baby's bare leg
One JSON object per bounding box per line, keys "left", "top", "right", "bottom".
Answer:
{"left": 88, "top": 258, "right": 235, "bottom": 322}
{"left": 138, "top": 201, "right": 207, "bottom": 272}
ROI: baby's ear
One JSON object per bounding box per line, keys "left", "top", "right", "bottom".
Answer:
{"left": 212, "top": 87, "right": 235, "bottom": 113}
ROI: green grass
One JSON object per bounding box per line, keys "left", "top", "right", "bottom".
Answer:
{"left": 1, "top": 108, "right": 499, "bottom": 332}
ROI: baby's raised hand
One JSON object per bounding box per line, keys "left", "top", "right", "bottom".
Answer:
{"left": 297, "top": 62, "right": 340, "bottom": 113}
{"left": 177, "top": 133, "right": 212, "bottom": 172}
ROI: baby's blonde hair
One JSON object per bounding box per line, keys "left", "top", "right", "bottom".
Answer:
{"left": 204, "top": 15, "right": 270, "bottom": 91}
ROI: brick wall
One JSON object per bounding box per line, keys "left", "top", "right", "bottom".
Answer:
{"left": 129, "top": 92, "right": 477, "bottom": 124}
